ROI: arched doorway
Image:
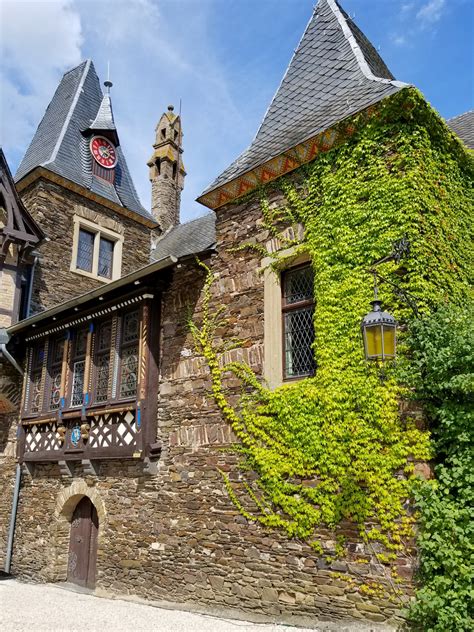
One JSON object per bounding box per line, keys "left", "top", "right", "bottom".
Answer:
{"left": 67, "top": 497, "right": 98, "bottom": 588}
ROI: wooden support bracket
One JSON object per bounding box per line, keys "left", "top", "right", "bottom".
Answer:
{"left": 81, "top": 459, "right": 100, "bottom": 477}
{"left": 58, "top": 460, "right": 74, "bottom": 478}
{"left": 22, "top": 462, "right": 35, "bottom": 478}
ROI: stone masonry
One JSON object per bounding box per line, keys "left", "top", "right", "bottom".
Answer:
{"left": 19, "top": 178, "right": 152, "bottom": 314}
{"left": 4, "top": 180, "right": 412, "bottom": 628}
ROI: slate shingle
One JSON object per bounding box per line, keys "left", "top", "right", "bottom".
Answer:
{"left": 15, "top": 60, "right": 152, "bottom": 222}
{"left": 150, "top": 213, "right": 216, "bottom": 262}
{"left": 446, "top": 111, "right": 474, "bottom": 150}
{"left": 200, "top": 0, "right": 407, "bottom": 197}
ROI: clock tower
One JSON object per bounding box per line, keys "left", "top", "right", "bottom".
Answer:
{"left": 84, "top": 80, "right": 120, "bottom": 184}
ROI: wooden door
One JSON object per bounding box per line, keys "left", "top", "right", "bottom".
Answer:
{"left": 67, "top": 497, "right": 98, "bottom": 588}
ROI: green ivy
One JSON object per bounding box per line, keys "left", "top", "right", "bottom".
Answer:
{"left": 400, "top": 303, "right": 474, "bottom": 631}
{"left": 190, "top": 88, "right": 473, "bottom": 591}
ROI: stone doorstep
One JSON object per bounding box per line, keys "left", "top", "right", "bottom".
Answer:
{"left": 47, "top": 582, "right": 399, "bottom": 632}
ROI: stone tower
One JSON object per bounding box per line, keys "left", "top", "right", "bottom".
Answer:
{"left": 147, "top": 105, "right": 186, "bottom": 233}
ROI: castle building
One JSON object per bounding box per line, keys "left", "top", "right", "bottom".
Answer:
{"left": 0, "top": 0, "right": 472, "bottom": 626}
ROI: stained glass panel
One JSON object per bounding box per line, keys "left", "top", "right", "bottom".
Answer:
{"left": 77, "top": 229, "right": 94, "bottom": 272}
{"left": 49, "top": 370, "right": 62, "bottom": 410}
{"left": 31, "top": 371, "right": 42, "bottom": 413}
{"left": 97, "top": 321, "right": 112, "bottom": 351}
{"left": 74, "top": 328, "right": 88, "bottom": 358}
{"left": 123, "top": 311, "right": 139, "bottom": 343}
{"left": 98, "top": 237, "right": 114, "bottom": 279}
{"left": 32, "top": 345, "right": 44, "bottom": 369}
{"left": 71, "top": 360, "right": 85, "bottom": 407}
{"left": 52, "top": 339, "right": 64, "bottom": 364}
{"left": 95, "top": 354, "right": 110, "bottom": 403}
{"left": 120, "top": 346, "right": 138, "bottom": 398}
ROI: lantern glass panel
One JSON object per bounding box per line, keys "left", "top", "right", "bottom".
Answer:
{"left": 365, "top": 324, "right": 383, "bottom": 359}
{"left": 382, "top": 325, "right": 396, "bottom": 358}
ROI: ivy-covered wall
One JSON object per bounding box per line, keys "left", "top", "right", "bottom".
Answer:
{"left": 191, "top": 87, "right": 473, "bottom": 620}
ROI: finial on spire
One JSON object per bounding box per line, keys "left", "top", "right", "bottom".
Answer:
{"left": 168, "top": 104, "right": 174, "bottom": 112}
{"left": 104, "top": 61, "right": 112, "bottom": 94}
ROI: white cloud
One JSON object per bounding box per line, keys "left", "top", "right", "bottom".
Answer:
{"left": 416, "top": 0, "right": 446, "bottom": 26}
{"left": 0, "top": 0, "right": 83, "bottom": 156}
{"left": 392, "top": 34, "right": 408, "bottom": 47}
{"left": 401, "top": 2, "right": 415, "bottom": 13}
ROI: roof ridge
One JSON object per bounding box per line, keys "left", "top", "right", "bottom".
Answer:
{"left": 327, "top": 0, "right": 408, "bottom": 88}
{"left": 447, "top": 110, "right": 474, "bottom": 120}
{"left": 45, "top": 60, "right": 92, "bottom": 167}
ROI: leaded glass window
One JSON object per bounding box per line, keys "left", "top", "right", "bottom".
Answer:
{"left": 98, "top": 237, "right": 114, "bottom": 279}
{"left": 71, "top": 328, "right": 88, "bottom": 407}
{"left": 119, "top": 347, "right": 139, "bottom": 398}
{"left": 94, "top": 320, "right": 112, "bottom": 403}
{"left": 119, "top": 310, "right": 139, "bottom": 399}
{"left": 29, "top": 345, "right": 44, "bottom": 413}
{"left": 282, "top": 266, "right": 316, "bottom": 379}
{"left": 23, "top": 304, "right": 147, "bottom": 422}
{"left": 48, "top": 337, "right": 64, "bottom": 410}
{"left": 77, "top": 229, "right": 94, "bottom": 272}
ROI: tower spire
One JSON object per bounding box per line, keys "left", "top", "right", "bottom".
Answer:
{"left": 147, "top": 105, "right": 186, "bottom": 233}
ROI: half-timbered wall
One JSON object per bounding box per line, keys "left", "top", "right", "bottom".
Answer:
{"left": 18, "top": 293, "right": 157, "bottom": 465}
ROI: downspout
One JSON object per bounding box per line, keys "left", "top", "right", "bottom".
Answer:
{"left": 0, "top": 344, "right": 23, "bottom": 376}
{"left": 26, "top": 254, "right": 38, "bottom": 318}
{"left": 0, "top": 342, "right": 24, "bottom": 575}
{"left": 4, "top": 464, "right": 21, "bottom": 574}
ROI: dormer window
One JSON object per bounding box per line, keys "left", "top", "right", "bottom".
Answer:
{"left": 160, "top": 128, "right": 166, "bottom": 140}
{"left": 71, "top": 216, "right": 123, "bottom": 281}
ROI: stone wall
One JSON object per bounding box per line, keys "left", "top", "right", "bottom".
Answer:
{"left": 3, "top": 187, "right": 411, "bottom": 628}
{"left": 20, "top": 179, "right": 151, "bottom": 314}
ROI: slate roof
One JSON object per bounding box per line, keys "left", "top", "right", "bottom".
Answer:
{"left": 446, "top": 111, "right": 474, "bottom": 149}
{"left": 15, "top": 60, "right": 152, "bottom": 221}
{"left": 150, "top": 213, "right": 216, "bottom": 262}
{"left": 200, "top": 0, "right": 407, "bottom": 197}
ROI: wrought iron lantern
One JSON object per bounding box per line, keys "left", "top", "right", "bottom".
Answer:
{"left": 361, "top": 237, "right": 417, "bottom": 363}
{"left": 361, "top": 291, "right": 397, "bottom": 362}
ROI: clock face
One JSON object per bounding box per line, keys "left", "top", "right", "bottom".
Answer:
{"left": 90, "top": 136, "right": 117, "bottom": 169}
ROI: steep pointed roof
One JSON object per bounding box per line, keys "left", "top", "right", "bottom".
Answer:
{"left": 446, "top": 111, "right": 474, "bottom": 149}
{"left": 15, "top": 60, "right": 152, "bottom": 221}
{"left": 89, "top": 91, "right": 118, "bottom": 137}
{"left": 198, "top": 0, "right": 407, "bottom": 209}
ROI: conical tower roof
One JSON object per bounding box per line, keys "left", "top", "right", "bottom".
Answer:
{"left": 198, "top": 0, "right": 408, "bottom": 208}
{"left": 15, "top": 60, "right": 151, "bottom": 221}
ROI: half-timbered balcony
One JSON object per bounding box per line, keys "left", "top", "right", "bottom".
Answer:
{"left": 10, "top": 263, "right": 171, "bottom": 470}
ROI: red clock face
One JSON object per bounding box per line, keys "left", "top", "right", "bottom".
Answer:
{"left": 90, "top": 136, "right": 117, "bottom": 169}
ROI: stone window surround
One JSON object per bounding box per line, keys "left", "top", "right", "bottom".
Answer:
{"left": 70, "top": 215, "right": 123, "bottom": 282}
{"left": 262, "top": 247, "right": 312, "bottom": 390}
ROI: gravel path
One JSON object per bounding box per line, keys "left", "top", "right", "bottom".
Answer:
{"left": 0, "top": 579, "right": 324, "bottom": 632}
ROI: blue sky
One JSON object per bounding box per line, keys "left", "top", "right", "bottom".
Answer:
{"left": 1, "top": 0, "right": 472, "bottom": 221}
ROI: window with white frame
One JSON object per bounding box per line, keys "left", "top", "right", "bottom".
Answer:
{"left": 263, "top": 253, "right": 316, "bottom": 389}
{"left": 71, "top": 216, "right": 123, "bottom": 281}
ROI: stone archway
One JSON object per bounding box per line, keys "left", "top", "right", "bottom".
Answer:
{"left": 47, "top": 481, "right": 106, "bottom": 584}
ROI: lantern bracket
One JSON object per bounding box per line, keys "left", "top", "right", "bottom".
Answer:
{"left": 370, "top": 235, "right": 411, "bottom": 268}
{"left": 368, "top": 236, "right": 419, "bottom": 316}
